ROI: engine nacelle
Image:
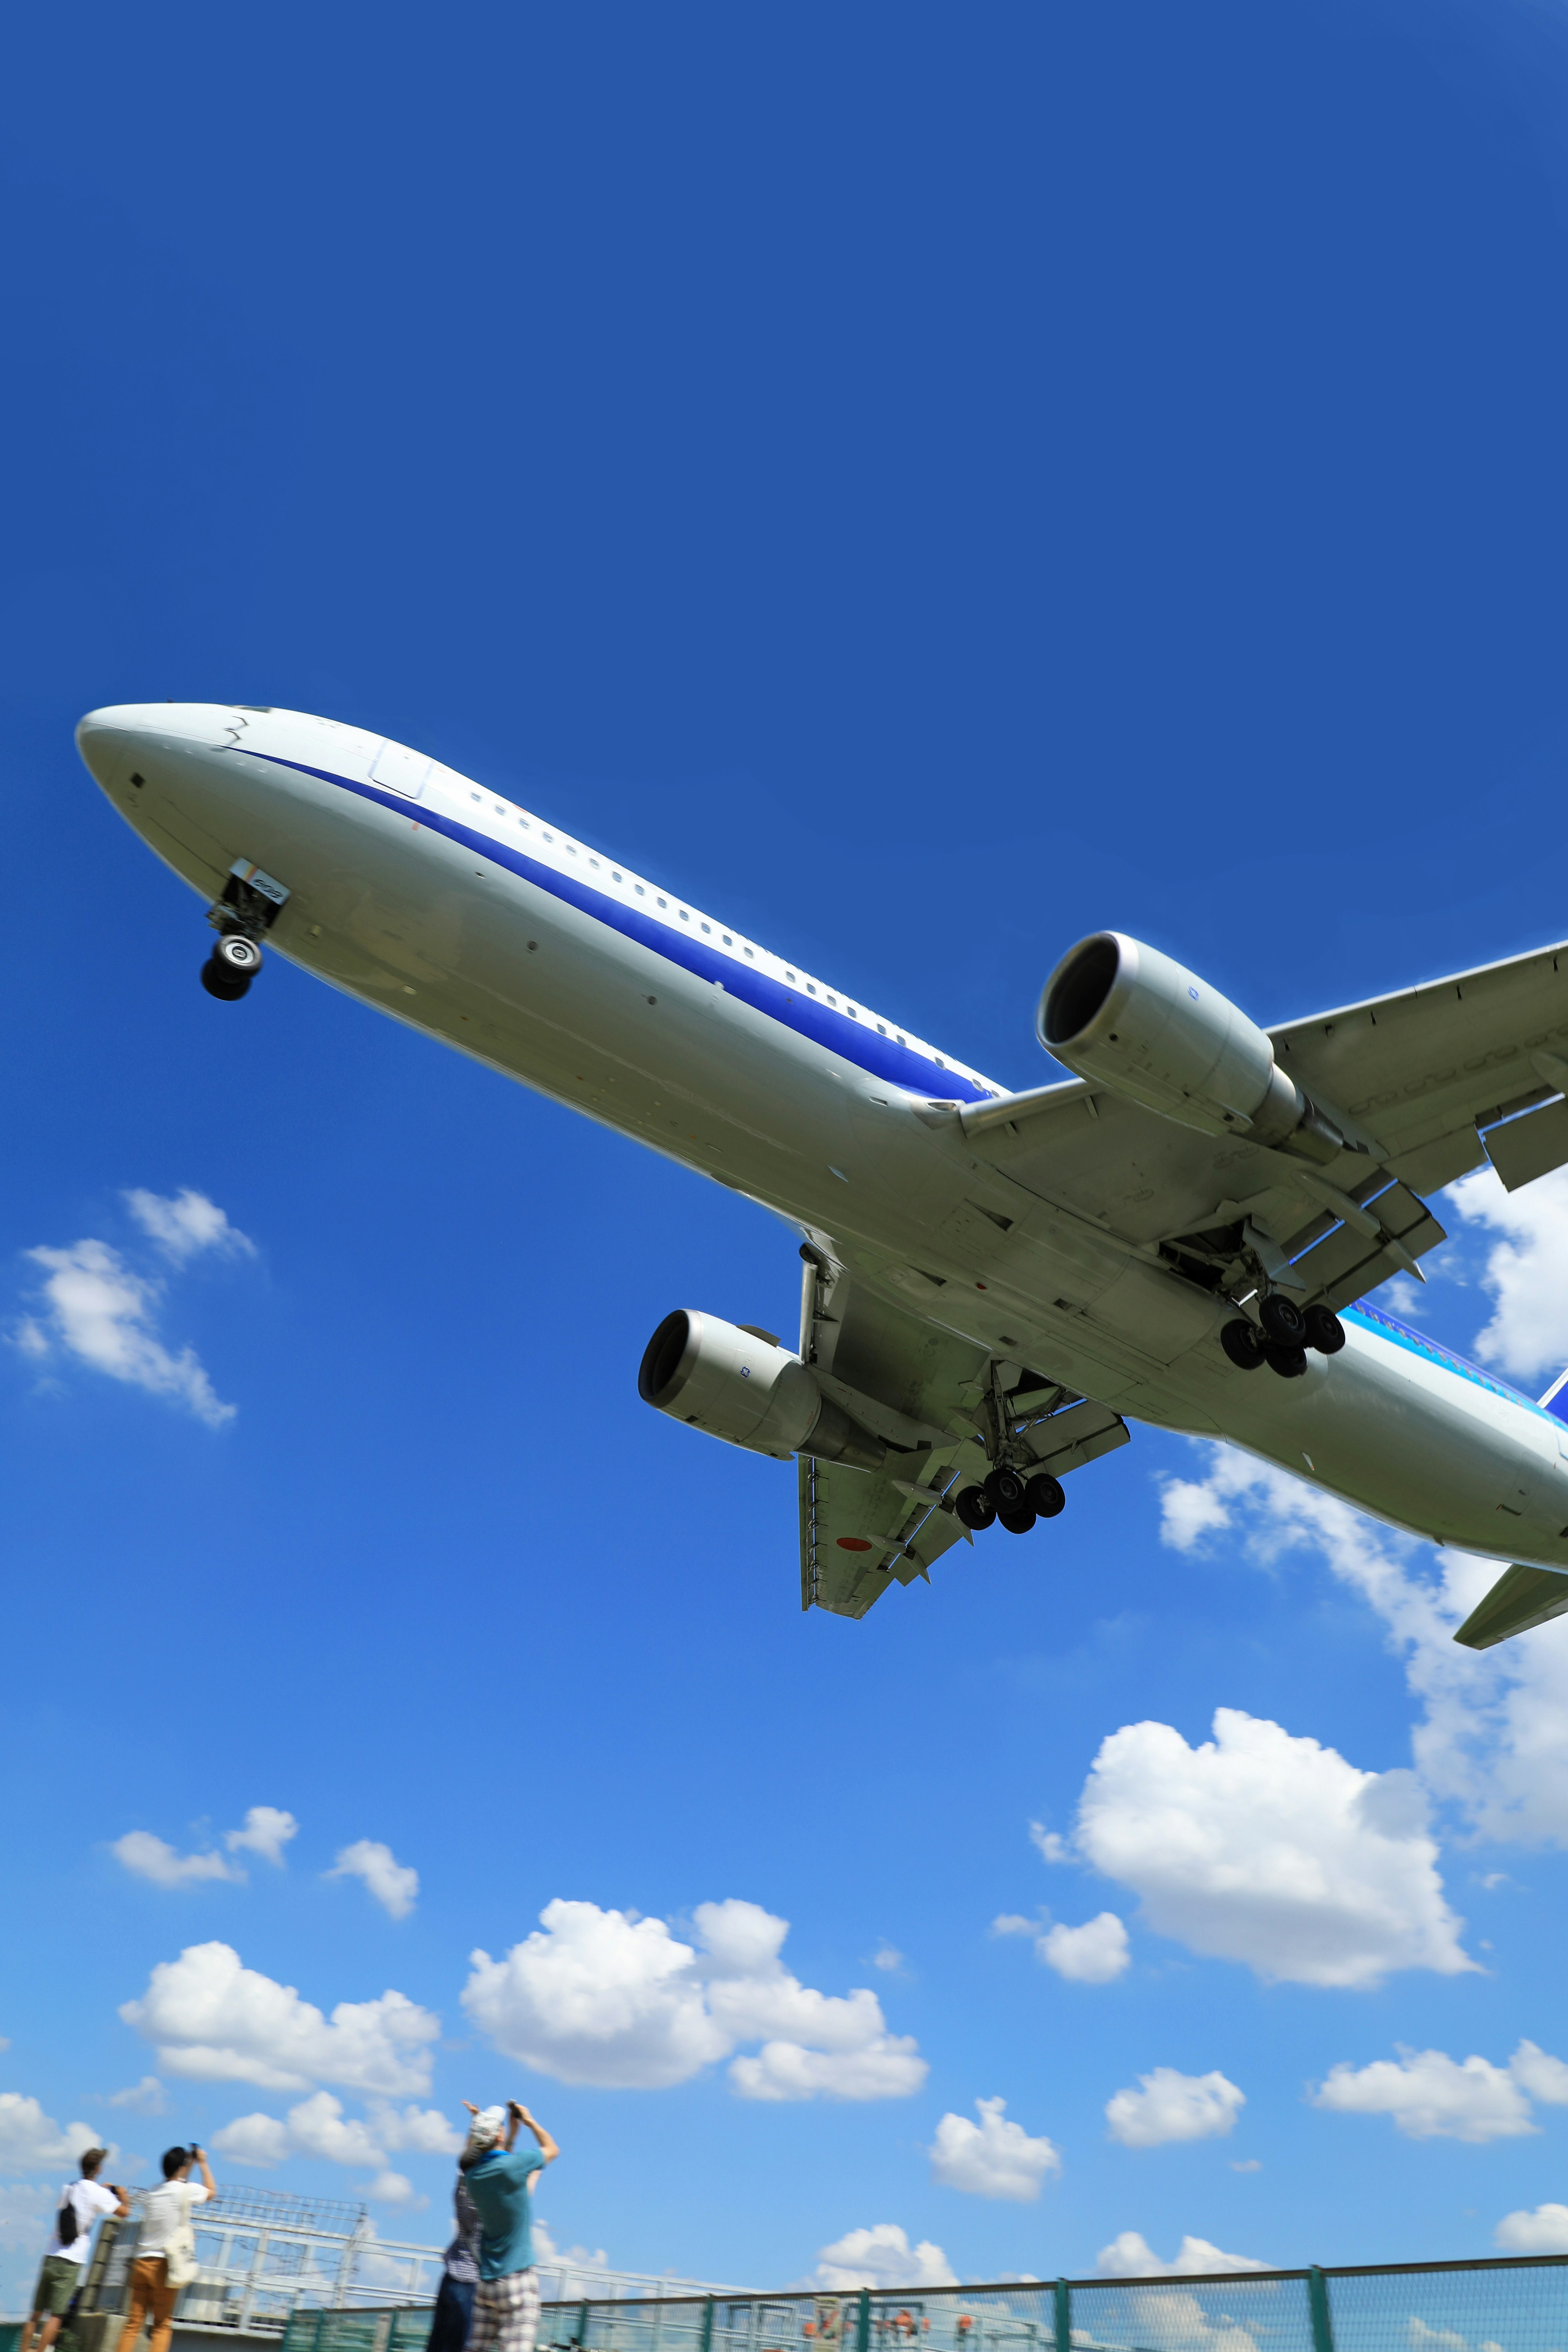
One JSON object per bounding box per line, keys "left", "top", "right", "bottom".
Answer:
{"left": 637, "top": 1310, "right": 886, "bottom": 1470}
{"left": 1038, "top": 931, "right": 1341, "bottom": 1156}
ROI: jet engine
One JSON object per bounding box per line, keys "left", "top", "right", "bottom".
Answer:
{"left": 1038, "top": 931, "right": 1344, "bottom": 1158}
{"left": 638, "top": 1310, "right": 886, "bottom": 1470}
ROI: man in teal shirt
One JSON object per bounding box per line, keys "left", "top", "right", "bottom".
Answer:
{"left": 463, "top": 2101, "right": 559, "bottom": 2352}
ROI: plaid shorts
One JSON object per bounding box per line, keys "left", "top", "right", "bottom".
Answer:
{"left": 470, "top": 2268, "right": 540, "bottom": 2352}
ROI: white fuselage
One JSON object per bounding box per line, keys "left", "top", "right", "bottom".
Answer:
{"left": 76, "top": 702, "right": 1568, "bottom": 1572}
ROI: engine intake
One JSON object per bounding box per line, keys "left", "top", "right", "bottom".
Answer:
{"left": 1038, "top": 931, "right": 1343, "bottom": 1158}
{"left": 638, "top": 1310, "right": 886, "bottom": 1470}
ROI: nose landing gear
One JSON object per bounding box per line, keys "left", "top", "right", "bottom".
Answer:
{"left": 201, "top": 932, "right": 263, "bottom": 1001}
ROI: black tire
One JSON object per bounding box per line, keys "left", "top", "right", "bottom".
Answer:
{"left": 1025, "top": 1472, "right": 1066, "bottom": 1519}
{"left": 215, "top": 932, "right": 263, "bottom": 977}
{"left": 1259, "top": 1293, "right": 1307, "bottom": 1347}
{"left": 985, "top": 1465, "right": 1027, "bottom": 1510}
{"left": 200, "top": 958, "right": 250, "bottom": 1001}
{"left": 1220, "top": 1318, "right": 1265, "bottom": 1371}
{"left": 954, "top": 1484, "right": 996, "bottom": 1531}
{"left": 1264, "top": 1342, "right": 1309, "bottom": 1379}
{"left": 1304, "top": 1304, "right": 1346, "bottom": 1355}
{"left": 996, "top": 1504, "right": 1037, "bottom": 1535}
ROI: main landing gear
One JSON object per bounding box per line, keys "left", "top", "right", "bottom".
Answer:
{"left": 953, "top": 1468, "right": 1067, "bottom": 1537}
{"left": 1221, "top": 1298, "right": 1345, "bottom": 1379}
{"left": 201, "top": 931, "right": 263, "bottom": 1001}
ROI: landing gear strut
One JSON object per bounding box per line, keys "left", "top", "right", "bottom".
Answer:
{"left": 1220, "top": 1301, "right": 1345, "bottom": 1378}
{"left": 951, "top": 1371, "right": 1071, "bottom": 1540}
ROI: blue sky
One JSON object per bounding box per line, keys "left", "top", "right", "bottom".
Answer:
{"left": 11, "top": 0, "right": 1568, "bottom": 2312}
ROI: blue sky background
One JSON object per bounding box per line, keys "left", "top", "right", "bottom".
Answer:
{"left": 11, "top": 0, "right": 1568, "bottom": 2310}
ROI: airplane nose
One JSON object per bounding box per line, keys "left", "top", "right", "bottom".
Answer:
{"left": 75, "top": 702, "right": 232, "bottom": 786}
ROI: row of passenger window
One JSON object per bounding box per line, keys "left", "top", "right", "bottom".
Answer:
{"left": 458, "top": 785, "right": 944, "bottom": 1069}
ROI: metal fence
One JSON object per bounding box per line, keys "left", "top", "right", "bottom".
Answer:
{"left": 506, "top": 2258, "right": 1568, "bottom": 2352}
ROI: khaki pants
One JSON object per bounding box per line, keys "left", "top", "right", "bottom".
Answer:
{"left": 116, "top": 2256, "right": 179, "bottom": 2352}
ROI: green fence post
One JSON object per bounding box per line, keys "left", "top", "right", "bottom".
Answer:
{"left": 699, "top": 2301, "right": 714, "bottom": 2352}
{"left": 855, "top": 2291, "right": 871, "bottom": 2352}
{"left": 574, "top": 2303, "right": 590, "bottom": 2348}
{"left": 1054, "top": 2281, "right": 1071, "bottom": 2352}
{"left": 1307, "top": 2270, "right": 1334, "bottom": 2352}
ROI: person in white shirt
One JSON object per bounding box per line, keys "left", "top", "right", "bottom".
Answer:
{"left": 20, "top": 2149, "right": 129, "bottom": 2352}
{"left": 114, "top": 2144, "right": 216, "bottom": 2352}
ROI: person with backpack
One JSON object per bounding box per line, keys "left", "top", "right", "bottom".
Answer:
{"left": 114, "top": 2143, "right": 216, "bottom": 2352}
{"left": 20, "top": 2149, "right": 129, "bottom": 2352}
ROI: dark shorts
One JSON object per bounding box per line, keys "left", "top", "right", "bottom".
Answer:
{"left": 33, "top": 2253, "right": 84, "bottom": 2317}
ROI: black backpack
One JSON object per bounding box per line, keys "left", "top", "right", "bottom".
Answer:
{"left": 56, "top": 2188, "right": 81, "bottom": 2248}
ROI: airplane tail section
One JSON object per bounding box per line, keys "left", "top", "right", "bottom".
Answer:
{"left": 1454, "top": 1561, "right": 1568, "bottom": 1650}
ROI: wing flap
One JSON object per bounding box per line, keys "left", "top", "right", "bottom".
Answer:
{"left": 1454, "top": 1562, "right": 1568, "bottom": 1650}
{"left": 1283, "top": 1180, "right": 1447, "bottom": 1312}
{"left": 1483, "top": 1100, "right": 1568, "bottom": 1193}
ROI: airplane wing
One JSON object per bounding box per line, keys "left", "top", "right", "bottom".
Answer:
{"left": 963, "top": 937, "right": 1568, "bottom": 1309}
{"left": 797, "top": 1253, "right": 1129, "bottom": 1617}
{"left": 1454, "top": 1561, "right": 1568, "bottom": 1649}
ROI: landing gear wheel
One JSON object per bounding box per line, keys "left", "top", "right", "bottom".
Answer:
{"left": 1258, "top": 1293, "right": 1307, "bottom": 1348}
{"left": 1303, "top": 1304, "right": 1346, "bottom": 1354}
{"left": 997, "top": 1504, "right": 1037, "bottom": 1535}
{"left": 984, "top": 1465, "right": 1027, "bottom": 1510}
{"left": 1025, "top": 1472, "right": 1066, "bottom": 1519}
{"left": 1264, "top": 1343, "right": 1309, "bottom": 1379}
{"left": 954, "top": 1484, "right": 997, "bottom": 1531}
{"left": 1220, "top": 1318, "right": 1266, "bottom": 1371}
{"left": 200, "top": 957, "right": 251, "bottom": 1001}
{"left": 215, "top": 932, "right": 263, "bottom": 978}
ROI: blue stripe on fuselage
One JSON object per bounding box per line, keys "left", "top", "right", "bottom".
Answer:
{"left": 237, "top": 749, "right": 996, "bottom": 1106}
{"left": 1345, "top": 1301, "right": 1557, "bottom": 1423}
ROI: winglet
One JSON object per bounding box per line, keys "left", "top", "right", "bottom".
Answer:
{"left": 1454, "top": 1562, "right": 1568, "bottom": 1650}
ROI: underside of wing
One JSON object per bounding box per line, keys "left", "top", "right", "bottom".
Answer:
{"left": 1454, "top": 1561, "right": 1568, "bottom": 1650}
{"left": 797, "top": 1254, "right": 1129, "bottom": 1617}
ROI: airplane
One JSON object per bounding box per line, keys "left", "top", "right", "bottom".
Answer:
{"left": 73, "top": 700, "right": 1568, "bottom": 1651}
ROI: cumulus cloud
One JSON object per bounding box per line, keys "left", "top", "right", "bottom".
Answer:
{"left": 227, "top": 1809, "right": 298, "bottom": 1866}
{"left": 1157, "top": 1442, "right": 1568, "bottom": 1851}
{"left": 811, "top": 2225, "right": 957, "bottom": 2291}
{"left": 124, "top": 1189, "right": 254, "bottom": 1265}
{"left": 327, "top": 1842, "right": 419, "bottom": 1921}
{"left": 17, "top": 1238, "right": 235, "bottom": 1426}
{"left": 1068, "top": 1706, "right": 1472, "bottom": 1989}
{"left": 1105, "top": 2068, "right": 1245, "bottom": 2149}
{"left": 1311, "top": 2041, "right": 1568, "bottom": 2140}
{"left": 928, "top": 2098, "right": 1060, "bottom": 2201}
{"left": 213, "top": 2091, "right": 457, "bottom": 2178}
{"left": 1450, "top": 1166, "right": 1568, "bottom": 1382}
{"left": 1496, "top": 2204, "right": 1568, "bottom": 2252}
{"left": 0, "top": 2095, "right": 100, "bottom": 2175}
{"left": 112, "top": 1831, "right": 241, "bottom": 1889}
{"left": 107, "top": 2078, "right": 167, "bottom": 2114}
{"left": 1096, "top": 2232, "right": 1266, "bottom": 2278}
{"left": 1039, "top": 1914, "right": 1130, "bottom": 1984}
{"left": 120, "top": 1942, "right": 439, "bottom": 2095}
{"left": 463, "top": 1898, "right": 924, "bottom": 2101}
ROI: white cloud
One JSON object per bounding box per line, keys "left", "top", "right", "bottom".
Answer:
{"left": 1029, "top": 1824, "right": 1071, "bottom": 1864}
{"left": 120, "top": 1942, "right": 439, "bottom": 2095}
{"left": 1312, "top": 2043, "right": 1555, "bottom": 2141}
{"left": 989, "top": 1915, "right": 1037, "bottom": 1938}
{"left": 1450, "top": 1165, "right": 1568, "bottom": 1382}
{"left": 928, "top": 2098, "right": 1061, "bottom": 2201}
{"left": 1069, "top": 1704, "right": 1472, "bottom": 1989}
{"left": 811, "top": 2225, "right": 957, "bottom": 2291}
{"left": 327, "top": 1842, "right": 419, "bottom": 1920}
{"left": 18, "top": 1239, "right": 234, "bottom": 1426}
{"left": 1105, "top": 2068, "right": 1245, "bottom": 2149}
{"left": 1496, "top": 2203, "right": 1568, "bottom": 2252}
{"left": 112, "top": 1831, "right": 241, "bottom": 1889}
{"left": 1095, "top": 2232, "right": 1266, "bottom": 2278}
{"left": 124, "top": 1189, "right": 254, "bottom": 1265}
{"left": 363, "top": 2172, "right": 419, "bottom": 2207}
{"left": 1039, "top": 1914, "right": 1130, "bottom": 1984}
{"left": 107, "top": 2078, "right": 167, "bottom": 2114}
{"left": 227, "top": 1809, "right": 298, "bottom": 1866}
{"left": 871, "top": 1946, "right": 904, "bottom": 1973}
{"left": 0, "top": 2095, "right": 100, "bottom": 2176}
{"left": 1156, "top": 1442, "right": 1568, "bottom": 1851}
{"left": 463, "top": 1898, "right": 924, "bottom": 2101}
{"left": 213, "top": 2092, "right": 459, "bottom": 2185}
